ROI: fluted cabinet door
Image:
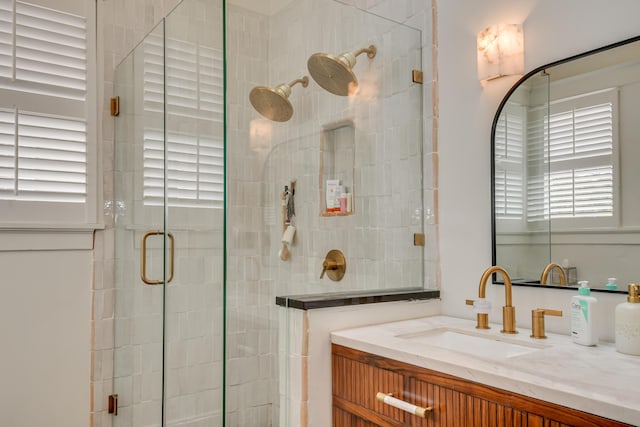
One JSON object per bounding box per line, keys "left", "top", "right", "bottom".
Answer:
{"left": 332, "top": 344, "right": 631, "bottom": 427}
{"left": 333, "top": 346, "right": 406, "bottom": 425}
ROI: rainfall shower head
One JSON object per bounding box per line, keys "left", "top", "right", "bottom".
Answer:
{"left": 307, "top": 45, "right": 377, "bottom": 96}
{"left": 249, "top": 76, "right": 309, "bottom": 122}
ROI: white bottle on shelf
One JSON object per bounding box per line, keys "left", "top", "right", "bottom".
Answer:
{"left": 615, "top": 284, "right": 640, "bottom": 355}
{"left": 570, "top": 281, "right": 598, "bottom": 346}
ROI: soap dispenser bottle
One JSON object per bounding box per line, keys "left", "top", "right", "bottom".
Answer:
{"left": 615, "top": 284, "right": 640, "bottom": 355}
{"left": 571, "top": 281, "right": 598, "bottom": 346}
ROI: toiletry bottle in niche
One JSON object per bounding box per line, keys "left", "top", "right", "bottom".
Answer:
{"left": 570, "top": 280, "right": 598, "bottom": 346}
{"left": 605, "top": 277, "right": 618, "bottom": 290}
{"left": 615, "top": 283, "right": 640, "bottom": 355}
{"left": 338, "top": 187, "right": 347, "bottom": 213}
{"left": 326, "top": 179, "right": 340, "bottom": 213}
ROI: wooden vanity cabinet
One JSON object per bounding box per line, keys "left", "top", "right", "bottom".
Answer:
{"left": 332, "top": 344, "right": 631, "bottom": 427}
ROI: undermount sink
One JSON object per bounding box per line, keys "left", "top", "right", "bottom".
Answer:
{"left": 396, "top": 327, "right": 549, "bottom": 359}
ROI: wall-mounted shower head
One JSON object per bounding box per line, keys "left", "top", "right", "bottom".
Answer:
{"left": 249, "top": 76, "right": 309, "bottom": 122}
{"left": 307, "top": 45, "right": 377, "bottom": 96}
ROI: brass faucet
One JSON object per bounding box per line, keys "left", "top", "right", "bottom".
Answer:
{"left": 466, "top": 266, "right": 517, "bottom": 334}
{"left": 540, "top": 263, "right": 567, "bottom": 286}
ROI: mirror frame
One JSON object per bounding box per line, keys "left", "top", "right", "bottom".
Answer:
{"left": 490, "top": 34, "right": 640, "bottom": 292}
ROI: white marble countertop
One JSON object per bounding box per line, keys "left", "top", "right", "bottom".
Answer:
{"left": 331, "top": 315, "right": 640, "bottom": 425}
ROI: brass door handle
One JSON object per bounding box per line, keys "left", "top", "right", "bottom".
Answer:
{"left": 141, "top": 230, "right": 175, "bottom": 285}
{"left": 376, "top": 392, "right": 432, "bottom": 418}
{"left": 531, "top": 308, "right": 562, "bottom": 339}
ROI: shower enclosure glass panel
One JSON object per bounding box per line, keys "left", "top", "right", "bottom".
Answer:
{"left": 113, "top": 0, "right": 224, "bottom": 425}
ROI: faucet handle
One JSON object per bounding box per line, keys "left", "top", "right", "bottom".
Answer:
{"left": 465, "top": 298, "right": 491, "bottom": 329}
{"left": 465, "top": 298, "right": 491, "bottom": 313}
{"left": 531, "top": 308, "right": 562, "bottom": 339}
{"left": 320, "top": 259, "right": 337, "bottom": 278}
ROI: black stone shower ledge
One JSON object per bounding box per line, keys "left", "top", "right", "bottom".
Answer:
{"left": 275, "top": 288, "right": 440, "bottom": 310}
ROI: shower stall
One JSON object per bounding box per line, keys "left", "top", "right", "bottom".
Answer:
{"left": 109, "top": 0, "right": 428, "bottom": 425}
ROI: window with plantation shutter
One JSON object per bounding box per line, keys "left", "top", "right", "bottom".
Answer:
{"left": 143, "top": 33, "right": 224, "bottom": 209}
{"left": 0, "top": 0, "right": 96, "bottom": 227}
{"left": 527, "top": 89, "right": 617, "bottom": 225}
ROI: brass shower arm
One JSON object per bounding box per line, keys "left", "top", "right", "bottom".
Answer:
{"left": 354, "top": 45, "right": 377, "bottom": 59}
{"left": 288, "top": 76, "right": 309, "bottom": 88}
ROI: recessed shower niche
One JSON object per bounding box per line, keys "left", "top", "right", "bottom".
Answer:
{"left": 320, "top": 120, "right": 355, "bottom": 216}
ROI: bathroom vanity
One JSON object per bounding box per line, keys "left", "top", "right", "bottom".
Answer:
{"left": 331, "top": 316, "right": 639, "bottom": 426}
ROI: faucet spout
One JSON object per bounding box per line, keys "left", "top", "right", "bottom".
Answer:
{"left": 540, "top": 263, "right": 567, "bottom": 286}
{"left": 479, "top": 265, "right": 517, "bottom": 334}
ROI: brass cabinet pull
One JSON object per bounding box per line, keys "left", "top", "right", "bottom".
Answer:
{"left": 140, "top": 230, "right": 175, "bottom": 285}
{"left": 376, "top": 392, "right": 432, "bottom": 418}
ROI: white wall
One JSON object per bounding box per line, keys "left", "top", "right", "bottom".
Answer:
{"left": 0, "top": 249, "right": 92, "bottom": 427}
{"left": 438, "top": 0, "right": 640, "bottom": 341}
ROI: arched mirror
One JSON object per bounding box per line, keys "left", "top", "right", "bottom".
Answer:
{"left": 491, "top": 35, "right": 640, "bottom": 293}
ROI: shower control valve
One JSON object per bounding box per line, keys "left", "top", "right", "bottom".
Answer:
{"left": 320, "top": 249, "right": 346, "bottom": 281}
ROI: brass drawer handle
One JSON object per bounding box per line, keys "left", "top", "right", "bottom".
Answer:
{"left": 141, "top": 230, "right": 175, "bottom": 285}
{"left": 376, "top": 392, "right": 432, "bottom": 418}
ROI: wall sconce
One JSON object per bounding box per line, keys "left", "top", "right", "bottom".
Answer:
{"left": 477, "top": 24, "right": 524, "bottom": 82}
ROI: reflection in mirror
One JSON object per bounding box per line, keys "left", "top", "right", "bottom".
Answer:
{"left": 492, "top": 36, "right": 640, "bottom": 293}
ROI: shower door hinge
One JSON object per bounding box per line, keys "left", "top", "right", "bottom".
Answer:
{"left": 108, "top": 394, "right": 118, "bottom": 416}
{"left": 414, "top": 233, "right": 425, "bottom": 246}
{"left": 110, "top": 96, "right": 120, "bottom": 116}
{"left": 412, "top": 70, "right": 423, "bottom": 84}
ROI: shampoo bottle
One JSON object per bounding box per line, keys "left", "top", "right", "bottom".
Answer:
{"left": 615, "top": 284, "right": 640, "bottom": 355}
{"left": 571, "top": 281, "right": 598, "bottom": 346}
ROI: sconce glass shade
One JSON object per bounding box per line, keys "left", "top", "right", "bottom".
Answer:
{"left": 477, "top": 24, "right": 524, "bottom": 82}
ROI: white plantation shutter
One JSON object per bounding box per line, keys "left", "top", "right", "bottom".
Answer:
{"left": 549, "top": 166, "right": 613, "bottom": 218}
{"left": 494, "top": 102, "right": 525, "bottom": 219}
{"left": 527, "top": 89, "right": 616, "bottom": 222}
{"left": 0, "top": 2, "right": 11, "bottom": 79}
{"left": 525, "top": 108, "right": 547, "bottom": 222}
{"left": 0, "top": 0, "right": 94, "bottom": 226}
{"left": 14, "top": 1, "right": 86, "bottom": 97}
{"left": 143, "top": 33, "right": 224, "bottom": 209}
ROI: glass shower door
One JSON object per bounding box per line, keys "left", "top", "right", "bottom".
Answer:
{"left": 113, "top": 21, "right": 166, "bottom": 427}
{"left": 113, "top": 0, "right": 224, "bottom": 425}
